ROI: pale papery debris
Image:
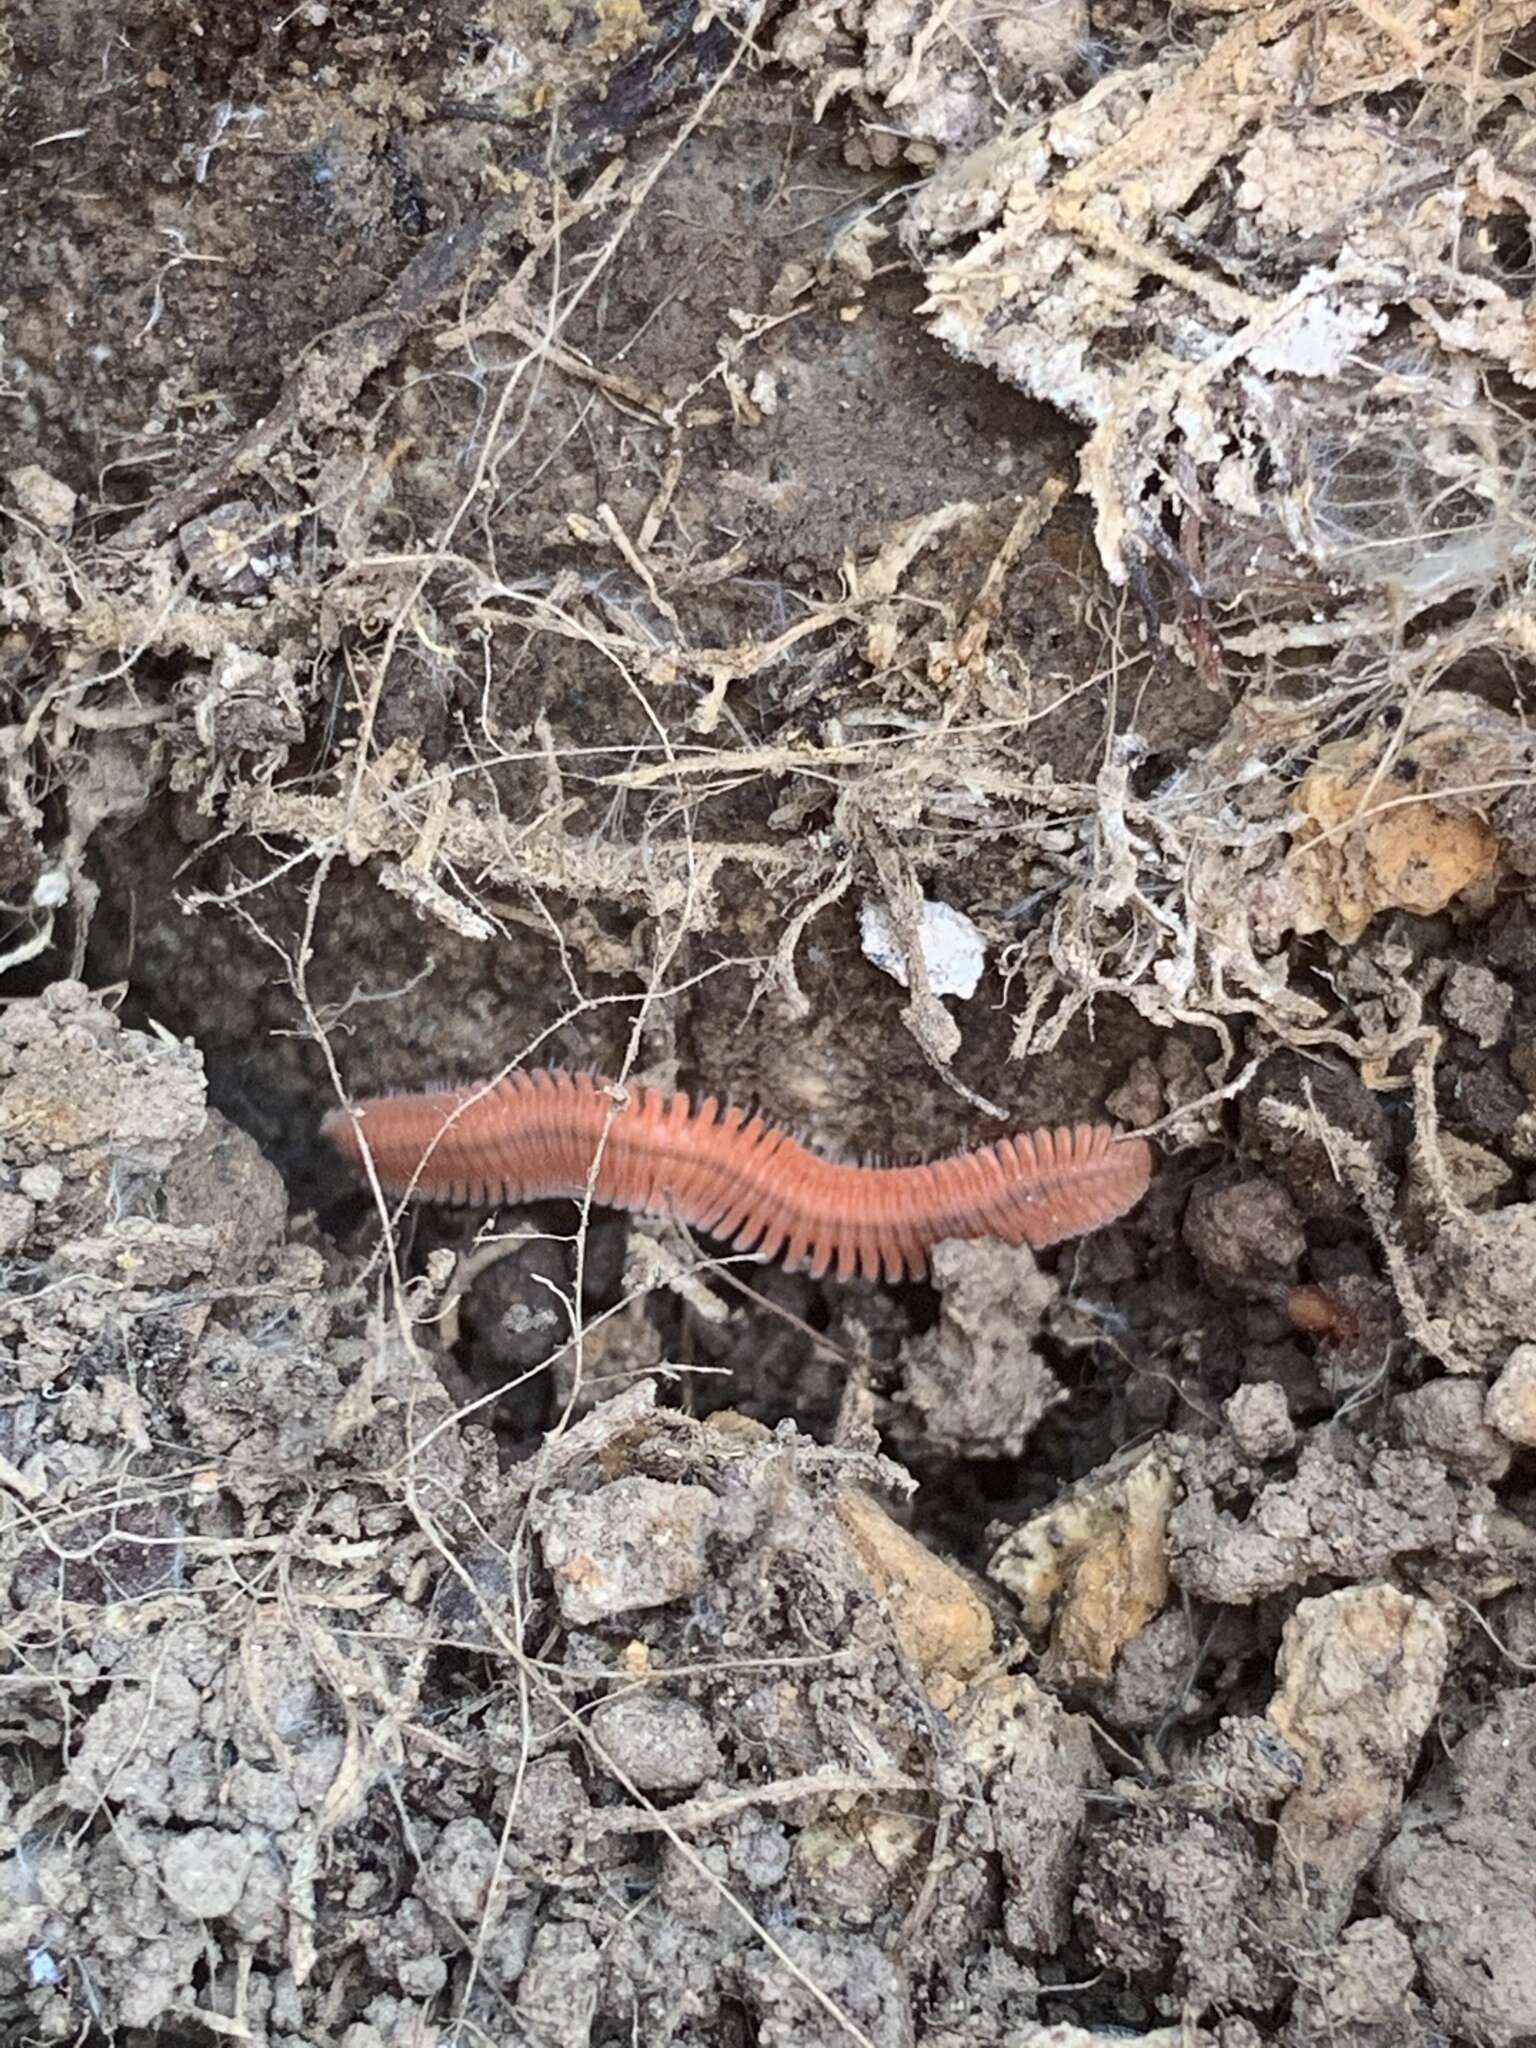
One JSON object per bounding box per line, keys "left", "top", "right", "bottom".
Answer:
{"left": 902, "top": 0, "right": 1536, "bottom": 602}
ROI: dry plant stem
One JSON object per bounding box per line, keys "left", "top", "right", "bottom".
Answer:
{"left": 323, "top": 1068, "right": 1154, "bottom": 1282}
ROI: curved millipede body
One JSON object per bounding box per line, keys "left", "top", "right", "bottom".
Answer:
{"left": 321, "top": 1069, "right": 1154, "bottom": 1283}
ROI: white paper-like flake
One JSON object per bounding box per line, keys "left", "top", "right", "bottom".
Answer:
{"left": 859, "top": 897, "right": 987, "bottom": 999}
{"left": 1245, "top": 294, "right": 1387, "bottom": 379}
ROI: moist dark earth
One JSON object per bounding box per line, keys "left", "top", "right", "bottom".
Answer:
{"left": 4, "top": 3, "right": 1536, "bottom": 2046}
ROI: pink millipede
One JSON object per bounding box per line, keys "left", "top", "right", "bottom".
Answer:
{"left": 321, "top": 1069, "right": 1154, "bottom": 1284}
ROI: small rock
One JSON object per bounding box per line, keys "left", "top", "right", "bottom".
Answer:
{"left": 533, "top": 1476, "right": 718, "bottom": 1625}
{"left": 1378, "top": 1685, "right": 1536, "bottom": 2046}
{"left": 1290, "top": 716, "right": 1501, "bottom": 943}
{"left": 159, "top": 1826, "right": 254, "bottom": 1920}
{"left": 1290, "top": 1917, "right": 1426, "bottom": 2036}
{"left": 794, "top": 1810, "right": 927, "bottom": 1924}
{"left": 1511, "top": 1038, "right": 1536, "bottom": 1117}
{"left": 1224, "top": 1381, "right": 1295, "bottom": 1461}
{"left": 1443, "top": 960, "right": 1513, "bottom": 1047}
{"left": 1395, "top": 1376, "right": 1511, "bottom": 1481}
{"left": 1486, "top": 1343, "right": 1536, "bottom": 1447}
{"left": 1193, "top": 1715, "right": 1303, "bottom": 1821}
{"left": 0, "top": 1192, "right": 35, "bottom": 1254}
{"left": 1076, "top": 1807, "right": 1275, "bottom": 2009}
{"left": 957, "top": 1672, "right": 1105, "bottom": 1952}
{"left": 514, "top": 1921, "right": 598, "bottom": 2048}
{"left": 6, "top": 463, "right": 77, "bottom": 533}
{"left": 1104, "top": 1054, "right": 1163, "bottom": 1129}
{"left": 1420, "top": 1201, "right": 1536, "bottom": 1370}
{"left": 1096, "top": 1605, "right": 1211, "bottom": 1731}
{"left": 990, "top": 1446, "right": 1174, "bottom": 1685}
{"left": 224, "top": 1760, "right": 301, "bottom": 1834}
{"left": 1170, "top": 1439, "right": 1459, "bottom": 1605}
{"left": 418, "top": 1817, "right": 514, "bottom": 1929}
{"left": 895, "top": 1237, "right": 1060, "bottom": 1460}
{"left": 589, "top": 1691, "right": 723, "bottom": 1792}
{"left": 1183, "top": 1173, "right": 1305, "bottom": 1297}
{"left": 836, "top": 1486, "right": 993, "bottom": 1688}
{"left": 1267, "top": 1585, "right": 1448, "bottom": 1945}
{"left": 366, "top": 1899, "right": 448, "bottom": 2000}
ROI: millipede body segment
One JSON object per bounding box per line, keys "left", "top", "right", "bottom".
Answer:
{"left": 321, "top": 1069, "right": 1154, "bottom": 1283}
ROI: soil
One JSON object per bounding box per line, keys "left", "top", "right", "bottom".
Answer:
{"left": 4, "top": 3, "right": 1536, "bottom": 2046}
